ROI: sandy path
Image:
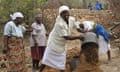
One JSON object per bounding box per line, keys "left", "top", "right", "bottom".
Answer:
{"left": 0, "top": 38, "right": 120, "bottom": 72}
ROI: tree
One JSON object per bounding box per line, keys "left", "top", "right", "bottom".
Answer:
{"left": 0, "top": 0, "right": 47, "bottom": 24}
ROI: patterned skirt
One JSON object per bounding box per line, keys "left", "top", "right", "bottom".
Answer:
{"left": 7, "top": 37, "right": 26, "bottom": 72}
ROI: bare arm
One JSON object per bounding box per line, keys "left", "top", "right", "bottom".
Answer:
{"left": 76, "top": 28, "right": 87, "bottom": 33}
{"left": 26, "top": 28, "right": 33, "bottom": 32}
{"left": 3, "top": 36, "right": 9, "bottom": 54}
{"left": 46, "top": 33, "right": 49, "bottom": 36}
{"left": 76, "top": 28, "right": 81, "bottom": 32}
{"left": 63, "top": 35, "right": 84, "bottom": 41}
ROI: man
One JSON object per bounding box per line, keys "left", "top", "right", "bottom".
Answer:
{"left": 79, "top": 21, "right": 111, "bottom": 62}
{"left": 88, "top": 3, "right": 93, "bottom": 11}
{"left": 95, "top": 1, "right": 103, "bottom": 10}
{"left": 39, "top": 5, "right": 82, "bottom": 72}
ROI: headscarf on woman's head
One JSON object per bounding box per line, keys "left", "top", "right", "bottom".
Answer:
{"left": 81, "top": 21, "right": 95, "bottom": 31}
{"left": 34, "top": 14, "right": 42, "bottom": 20}
{"left": 55, "top": 5, "right": 70, "bottom": 22}
{"left": 10, "top": 12, "right": 24, "bottom": 20}
{"left": 59, "top": 5, "right": 70, "bottom": 15}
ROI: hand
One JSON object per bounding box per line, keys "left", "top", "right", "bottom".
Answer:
{"left": 2, "top": 48, "right": 8, "bottom": 54}
{"left": 34, "top": 42, "right": 38, "bottom": 48}
{"left": 46, "top": 33, "right": 49, "bottom": 36}
{"left": 80, "top": 36, "right": 84, "bottom": 41}
{"left": 29, "top": 28, "right": 33, "bottom": 32}
{"left": 26, "top": 28, "right": 33, "bottom": 32}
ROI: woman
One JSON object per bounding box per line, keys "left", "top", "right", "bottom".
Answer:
{"left": 3, "top": 12, "right": 31, "bottom": 72}
{"left": 30, "top": 14, "right": 47, "bottom": 70}
{"left": 79, "top": 21, "right": 111, "bottom": 61}
{"left": 39, "top": 5, "right": 81, "bottom": 72}
{"left": 74, "top": 32, "right": 103, "bottom": 72}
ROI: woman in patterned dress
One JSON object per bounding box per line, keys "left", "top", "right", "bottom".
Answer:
{"left": 3, "top": 12, "right": 32, "bottom": 72}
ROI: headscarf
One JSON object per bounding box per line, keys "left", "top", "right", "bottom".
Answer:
{"left": 10, "top": 12, "right": 24, "bottom": 20}
{"left": 34, "top": 14, "right": 42, "bottom": 20}
{"left": 81, "top": 21, "right": 95, "bottom": 31}
{"left": 59, "top": 5, "right": 69, "bottom": 14}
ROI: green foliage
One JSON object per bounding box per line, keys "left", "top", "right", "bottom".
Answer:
{"left": 39, "top": 0, "right": 47, "bottom": 7}
{"left": 0, "top": 0, "right": 47, "bottom": 23}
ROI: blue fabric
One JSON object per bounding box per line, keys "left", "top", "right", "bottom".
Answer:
{"left": 95, "top": 2, "right": 102, "bottom": 10}
{"left": 34, "top": 14, "right": 41, "bottom": 20}
{"left": 95, "top": 24, "right": 110, "bottom": 43}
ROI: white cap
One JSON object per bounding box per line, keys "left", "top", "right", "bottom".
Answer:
{"left": 10, "top": 12, "right": 24, "bottom": 20}
{"left": 59, "top": 5, "right": 69, "bottom": 14}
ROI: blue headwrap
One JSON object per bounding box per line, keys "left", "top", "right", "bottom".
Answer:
{"left": 34, "top": 14, "right": 42, "bottom": 20}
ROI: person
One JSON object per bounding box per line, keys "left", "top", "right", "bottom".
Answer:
{"left": 88, "top": 3, "right": 93, "bottom": 11}
{"left": 79, "top": 21, "right": 111, "bottom": 61}
{"left": 95, "top": 1, "right": 103, "bottom": 10}
{"left": 39, "top": 5, "right": 83, "bottom": 72}
{"left": 30, "top": 14, "right": 47, "bottom": 70}
{"left": 80, "top": 32, "right": 99, "bottom": 65}
{"left": 74, "top": 32, "right": 103, "bottom": 72}
{"left": 3, "top": 12, "right": 32, "bottom": 72}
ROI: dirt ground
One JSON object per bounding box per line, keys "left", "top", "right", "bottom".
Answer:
{"left": 0, "top": 34, "right": 120, "bottom": 72}
{"left": 0, "top": 10, "right": 120, "bottom": 72}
